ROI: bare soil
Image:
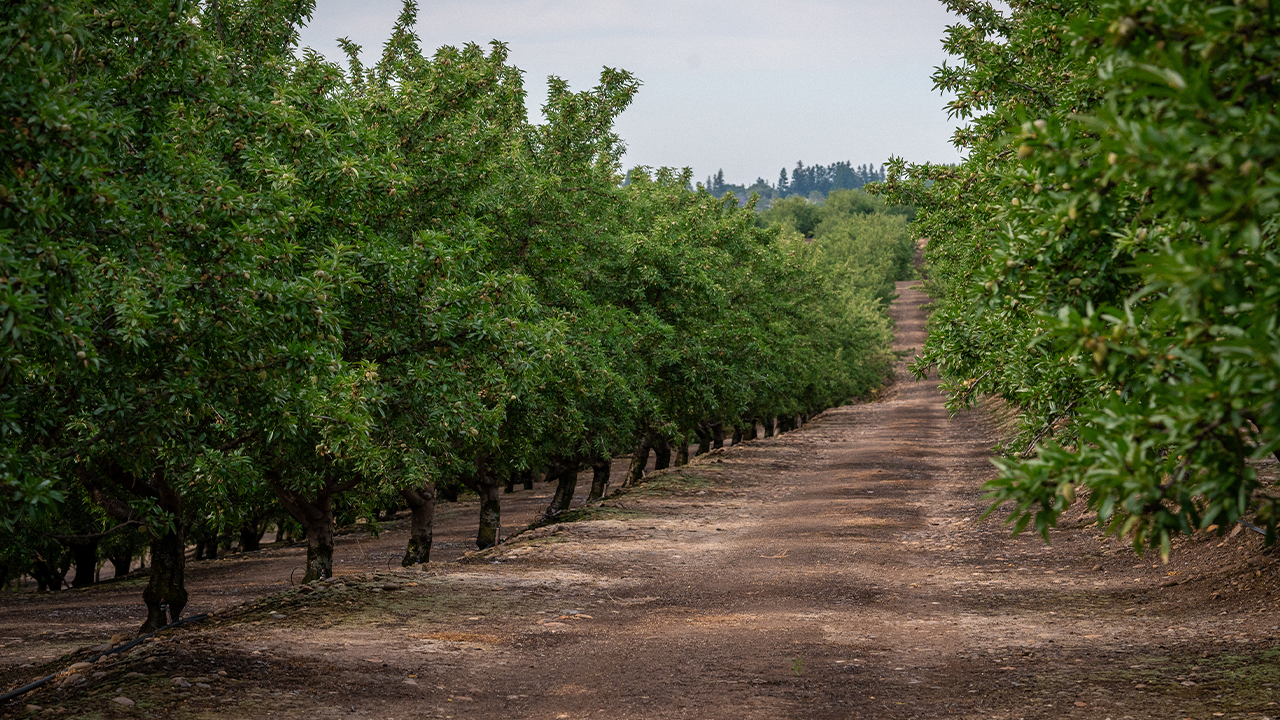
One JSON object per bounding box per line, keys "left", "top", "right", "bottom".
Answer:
{"left": 2, "top": 280, "right": 1278, "bottom": 720}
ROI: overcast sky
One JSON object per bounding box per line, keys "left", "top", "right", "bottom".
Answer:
{"left": 295, "top": 1, "right": 965, "bottom": 187}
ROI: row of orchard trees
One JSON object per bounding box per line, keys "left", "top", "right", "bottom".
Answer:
{"left": 1, "top": 0, "right": 899, "bottom": 631}
{"left": 877, "top": 0, "right": 1280, "bottom": 555}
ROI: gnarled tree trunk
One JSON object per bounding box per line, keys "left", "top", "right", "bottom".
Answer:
{"left": 400, "top": 483, "right": 436, "bottom": 566}
{"left": 142, "top": 527, "right": 188, "bottom": 631}
{"left": 588, "top": 457, "right": 611, "bottom": 501}
{"left": 270, "top": 470, "right": 360, "bottom": 584}
{"left": 545, "top": 463, "right": 579, "bottom": 518}
{"left": 461, "top": 458, "right": 502, "bottom": 550}
{"left": 675, "top": 432, "right": 689, "bottom": 466}
{"left": 712, "top": 422, "right": 725, "bottom": 449}
{"left": 624, "top": 436, "right": 652, "bottom": 487}
{"left": 694, "top": 425, "right": 711, "bottom": 456}
{"left": 69, "top": 539, "right": 99, "bottom": 589}
{"left": 653, "top": 436, "right": 671, "bottom": 470}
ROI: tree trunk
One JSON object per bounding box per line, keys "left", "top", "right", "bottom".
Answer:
{"left": 111, "top": 554, "right": 131, "bottom": 578}
{"left": 588, "top": 458, "right": 611, "bottom": 501}
{"left": 400, "top": 484, "right": 436, "bottom": 566}
{"left": 521, "top": 468, "right": 535, "bottom": 491}
{"left": 763, "top": 416, "right": 775, "bottom": 438}
{"left": 504, "top": 476, "right": 515, "bottom": 494}
{"left": 731, "top": 425, "right": 743, "bottom": 445}
{"left": 140, "top": 471, "right": 187, "bottom": 633}
{"left": 141, "top": 528, "right": 188, "bottom": 632}
{"left": 69, "top": 539, "right": 99, "bottom": 589}
{"left": 31, "top": 555, "right": 61, "bottom": 592}
{"left": 239, "top": 517, "right": 265, "bottom": 553}
{"left": 675, "top": 432, "right": 689, "bottom": 466}
{"left": 694, "top": 425, "right": 711, "bottom": 456}
{"left": 778, "top": 415, "right": 794, "bottom": 433}
{"left": 545, "top": 465, "right": 579, "bottom": 518}
{"left": 461, "top": 459, "right": 502, "bottom": 550}
{"left": 653, "top": 436, "right": 671, "bottom": 470}
{"left": 269, "top": 470, "right": 358, "bottom": 584}
{"left": 712, "top": 422, "right": 725, "bottom": 449}
{"left": 624, "top": 436, "right": 652, "bottom": 487}
{"left": 747, "top": 420, "right": 759, "bottom": 441}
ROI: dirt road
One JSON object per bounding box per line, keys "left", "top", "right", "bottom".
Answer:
{"left": 3, "top": 280, "right": 1278, "bottom": 719}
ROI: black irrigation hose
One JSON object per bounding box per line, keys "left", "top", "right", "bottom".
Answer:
{"left": 0, "top": 613, "right": 209, "bottom": 705}
{"left": 1239, "top": 519, "right": 1269, "bottom": 537}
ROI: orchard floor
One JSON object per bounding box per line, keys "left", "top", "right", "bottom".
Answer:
{"left": 2, "top": 280, "right": 1279, "bottom": 720}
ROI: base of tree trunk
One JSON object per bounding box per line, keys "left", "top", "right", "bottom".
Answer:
{"left": 653, "top": 436, "right": 671, "bottom": 470}
{"left": 475, "top": 481, "right": 501, "bottom": 549}
{"left": 401, "top": 484, "right": 436, "bottom": 566}
{"left": 588, "top": 458, "right": 611, "bottom": 501}
{"left": 546, "top": 465, "right": 579, "bottom": 517}
{"left": 140, "top": 530, "right": 188, "bottom": 633}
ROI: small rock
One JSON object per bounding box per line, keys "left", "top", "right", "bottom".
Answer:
{"left": 381, "top": 583, "right": 400, "bottom": 591}
{"left": 89, "top": 644, "right": 111, "bottom": 653}
{"left": 1092, "top": 564, "right": 1102, "bottom": 571}
{"left": 297, "top": 585, "right": 314, "bottom": 594}
{"left": 403, "top": 678, "right": 418, "bottom": 685}
{"left": 216, "top": 670, "right": 228, "bottom": 678}
{"left": 25, "top": 705, "right": 41, "bottom": 713}
{"left": 144, "top": 656, "right": 159, "bottom": 664}
{"left": 124, "top": 672, "right": 144, "bottom": 679}
{"left": 91, "top": 671, "right": 107, "bottom": 679}
{"left": 109, "top": 634, "right": 130, "bottom": 646}
{"left": 1181, "top": 680, "right": 1196, "bottom": 687}
{"left": 195, "top": 682, "right": 211, "bottom": 689}
{"left": 67, "top": 662, "right": 93, "bottom": 672}
{"left": 171, "top": 677, "right": 191, "bottom": 688}
{"left": 270, "top": 613, "right": 286, "bottom": 619}
{"left": 111, "top": 696, "right": 135, "bottom": 707}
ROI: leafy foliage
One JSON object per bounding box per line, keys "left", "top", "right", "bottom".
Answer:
{"left": 877, "top": 0, "right": 1280, "bottom": 554}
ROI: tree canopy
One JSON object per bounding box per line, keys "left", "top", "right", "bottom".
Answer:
{"left": 0, "top": 0, "right": 909, "bottom": 622}
{"left": 876, "top": 0, "right": 1280, "bottom": 555}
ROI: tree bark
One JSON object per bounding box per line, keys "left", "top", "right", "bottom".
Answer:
{"left": 694, "top": 425, "right": 711, "bottom": 456}
{"left": 624, "top": 436, "right": 652, "bottom": 487}
{"left": 731, "top": 425, "right": 743, "bottom": 445}
{"left": 400, "top": 484, "right": 436, "bottom": 566}
{"left": 437, "top": 483, "right": 460, "bottom": 502}
{"left": 141, "top": 527, "right": 188, "bottom": 632}
{"left": 238, "top": 515, "right": 266, "bottom": 553}
{"left": 653, "top": 436, "right": 671, "bottom": 470}
{"left": 747, "top": 420, "right": 759, "bottom": 441}
{"left": 461, "top": 458, "right": 502, "bottom": 550}
{"left": 545, "top": 464, "right": 579, "bottom": 518}
{"left": 140, "top": 470, "right": 187, "bottom": 633}
{"left": 521, "top": 468, "right": 535, "bottom": 491}
{"left": 110, "top": 554, "right": 131, "bottom": 578}
{"left": 269, "top": 470, "right": 359, "bottom": 584}
{"left": 69, "top": 539, "right": 99, "bottom": 589}
{"left": 763, "top": 416, "right": 775, "bottom": 438}
{"left": 675, "top": 432, "right": 689, "bottom": 466}
{"left": 587, "top": 457, "right": 611, "bottom": 501}
{"left": 712, "top": 422, "right": 725, "bottom": 449}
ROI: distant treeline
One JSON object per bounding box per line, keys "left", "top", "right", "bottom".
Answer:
{"left": 705, "top": 161, "right": 888, "bottom": 205}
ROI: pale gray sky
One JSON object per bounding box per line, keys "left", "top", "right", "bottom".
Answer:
{"left": 296, "top": 1, "right": 965, "bottom": 186}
